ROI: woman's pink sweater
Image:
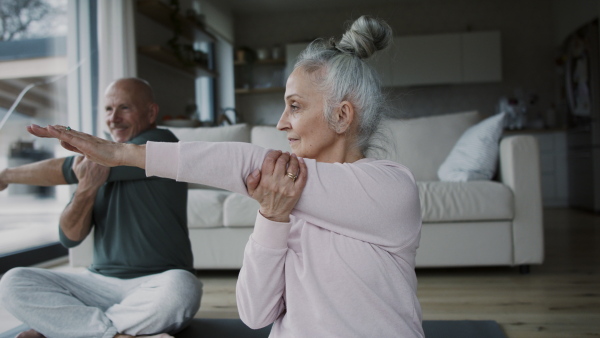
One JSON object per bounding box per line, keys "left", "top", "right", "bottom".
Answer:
{"left": 146, "top": 141, "right": 424, "bottom": 338}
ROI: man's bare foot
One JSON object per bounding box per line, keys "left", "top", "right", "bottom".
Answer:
{"left": 15, "top": 329, "right": 44, "bottom": 338}
{"left": 114, "top": 334, "right": 173, "bottom": 338}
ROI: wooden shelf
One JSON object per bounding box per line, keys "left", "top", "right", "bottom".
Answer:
{"left": 235, "top": 87, "right": 285, "bottom": 95}
{"left": 138, "top": 45, "right": 216, "bottom": 78}
{"left": 234, "top": 58, "right": 286, "bottom": 95}
{"left": 136, "top": 0, "right": 215, "bottom": 43}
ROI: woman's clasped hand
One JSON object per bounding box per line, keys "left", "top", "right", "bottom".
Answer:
{"left": 245, "top": 151, "right": 307, "bottom": 223}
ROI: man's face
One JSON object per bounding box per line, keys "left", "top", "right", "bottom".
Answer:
{"left": 104, "top": 82, "right": 156, "bottom": 143}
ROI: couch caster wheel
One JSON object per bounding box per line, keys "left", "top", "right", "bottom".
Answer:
{"left": 519, "top": 265, "right": 530, "bottom": 274}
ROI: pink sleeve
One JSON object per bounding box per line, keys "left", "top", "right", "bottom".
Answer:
{"left": 293, "top": 158, "right": 422, "bottom": 251}
{"left": 146, "top": 141, "right": 270, "bottom": 195}
{"left": 146, "top": 141, "right": 421, "bottom": 250}
{"left": 236, "top": 212, "right": 291, "bottom": 329}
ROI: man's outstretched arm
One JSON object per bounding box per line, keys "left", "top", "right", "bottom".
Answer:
{"left": 0, "top": 158, "right": 68, "bottom": 191}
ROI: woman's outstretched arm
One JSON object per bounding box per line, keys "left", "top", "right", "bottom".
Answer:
{"left": 27, "top": 125, "right": 285, "bottom": 197}
{"left": 27, "top": 124, "right": 145, "bottom": 169}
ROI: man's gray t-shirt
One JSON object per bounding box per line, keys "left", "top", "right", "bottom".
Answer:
{"left": 59, "top": 128, "right": 193, "bottom": 278}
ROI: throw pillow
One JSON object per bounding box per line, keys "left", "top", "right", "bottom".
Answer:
{"left": 437, "top": 112, "right": 506, "bottom": 181}
{"left": 368, "top": 111, "right": 481, "bottom": 181}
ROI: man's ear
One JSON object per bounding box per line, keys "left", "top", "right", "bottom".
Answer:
{"left": 148, "top": 103, "right": 159, "bottom": 125}
{"left": 334, "top": 101, "right": 355, "bottom": 134}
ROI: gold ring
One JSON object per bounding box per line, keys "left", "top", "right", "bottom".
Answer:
{"left": 286, "top": 172, "right": 297, "bottom": 182}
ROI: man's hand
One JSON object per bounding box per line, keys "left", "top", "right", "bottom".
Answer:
{"left": 59, "top": 157, "right": 109, "bottom": 242}
{"left": 72, "top": 156, "right": 110, "bottom": 191}
{"left": 27, "top": 124, "right": 140, "bottom": 168}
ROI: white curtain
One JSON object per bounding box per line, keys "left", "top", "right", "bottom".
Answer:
{"left": 96, "top": 0, "right": 137, "bottom": 136}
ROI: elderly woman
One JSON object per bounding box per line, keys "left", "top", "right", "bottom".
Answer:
{"left": 29, "top": 15, "right": 424, "bottom": 338}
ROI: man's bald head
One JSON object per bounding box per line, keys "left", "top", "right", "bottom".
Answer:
{"left": 104, "top": 78, "right": 159, "bottom": 142}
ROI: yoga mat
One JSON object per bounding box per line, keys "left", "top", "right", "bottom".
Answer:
{"left": 0, "top": 319, "right": 506, "bottom": 338}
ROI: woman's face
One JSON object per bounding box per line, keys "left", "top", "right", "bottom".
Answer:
{"left": 277, "top": 68, "right": 339, "bottom": 162}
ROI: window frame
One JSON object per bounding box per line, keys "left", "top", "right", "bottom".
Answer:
{"left": 0, "top": 0, "right": 98, "bottom": 272}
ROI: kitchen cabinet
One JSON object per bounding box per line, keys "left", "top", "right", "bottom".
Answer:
{"left": 368, "top": 31, "right": 502, "bottom": 87}
{"left": 394, "top": 33, "right": 462, "bottom": 86}
{"left": 462, "top": 31, "right": 502, "bottom": 83}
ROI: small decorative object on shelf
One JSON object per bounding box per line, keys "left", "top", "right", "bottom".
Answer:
{"left": 136, "top": 0, "right": 215, "bottom": 42}
{"left": 498, "top": 96, "right": 527, "bottom": 130}
{"left": 256, "top": 48, "right": 269, "bottom": 61}
{"left": 136, "top": 0, "right": 216, "bottom": 77}
{"left": 235, "top": 46, "right": 256, "bottom": 64}
{"left": 271, "top": 45, "right": 283, "bottom": 59}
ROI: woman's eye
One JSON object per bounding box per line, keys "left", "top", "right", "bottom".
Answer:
{"left": 290, "top": 104, "right": 299, "bottom": 111}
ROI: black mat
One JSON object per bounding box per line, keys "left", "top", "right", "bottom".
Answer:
{"left": 1, "top": 319, "right": 506, "bottom": 338}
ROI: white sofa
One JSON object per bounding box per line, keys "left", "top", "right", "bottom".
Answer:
{"left": 71, "top": 111, "right": 544, "bottom": 271}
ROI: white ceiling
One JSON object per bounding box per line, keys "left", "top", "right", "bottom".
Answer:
{"left": 216, "top": 0, "right": 413, "bottom": 14}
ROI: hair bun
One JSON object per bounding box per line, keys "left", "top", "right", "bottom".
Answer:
{"left": 336, "top": 16, "right": 392, "bottom": 59}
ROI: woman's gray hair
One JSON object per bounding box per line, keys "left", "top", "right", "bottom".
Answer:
{"left": 293, "top": 15, "right": 392, "bottom": 154}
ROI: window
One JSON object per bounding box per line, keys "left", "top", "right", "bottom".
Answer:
{"left": 0, "top": 0, "right": 98, "bottom": 273}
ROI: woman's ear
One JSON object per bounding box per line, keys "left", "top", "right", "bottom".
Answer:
{"left": 334, "top": 101, "right": 355, "bottom": 134}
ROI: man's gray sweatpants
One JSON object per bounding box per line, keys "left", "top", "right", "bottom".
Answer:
{"left": 0, "top": 267, "right": 202, "bottom": 338}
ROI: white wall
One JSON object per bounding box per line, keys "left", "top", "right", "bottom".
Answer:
{"left": 233, "top": 0, "right": 559, "bottom": 124}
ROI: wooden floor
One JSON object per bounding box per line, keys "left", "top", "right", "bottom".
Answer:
{"left": 1, "top": 208, "right": 598, "bottom": 337}
{"left": 196, "top": 208, "right": 600, "bottom": 338}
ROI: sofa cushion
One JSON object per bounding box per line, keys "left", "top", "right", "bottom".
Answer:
{"left": 218, "top": 181, "right": 513, "bottom": 228}
{"left": 368, "top": 111, "right": 480, "bottom": 181}
{"left": 187, "top": 189, "right": 231, "bottom": 229}
{"left": 164, "top": 123, "right": 251, "bottom": 143}
{"left": 438, "top": 112, "right": 505, "bottom": 181}
{"left": 417, "top": 181, "right": 513, "bottom": 222}
{"left": 223, "top": 193, "right": 260, "bottom": 227}
{"left": 251, "top": 126, "right": 292, "bottom": 152}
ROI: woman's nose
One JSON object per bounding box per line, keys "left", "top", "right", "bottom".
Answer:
{"left": 277, "top": 112, "right": 290, "bottom": 131}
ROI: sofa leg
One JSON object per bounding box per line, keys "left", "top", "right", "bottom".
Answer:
{"left": 518, "top": 265, "right": 530, "bottom": 274}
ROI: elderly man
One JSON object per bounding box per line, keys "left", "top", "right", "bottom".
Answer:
{"left": 0, "top": 78, "right": 201, "bottom": 338}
